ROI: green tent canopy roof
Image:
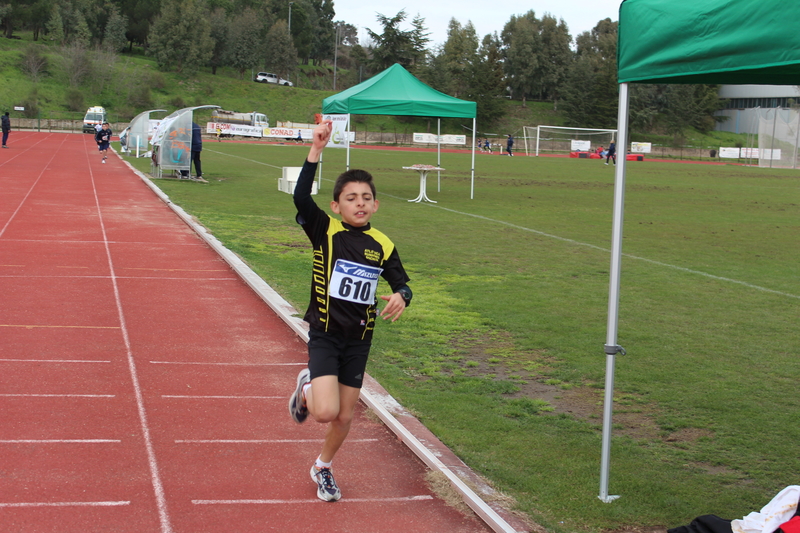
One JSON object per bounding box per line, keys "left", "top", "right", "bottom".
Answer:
{"left": 618, "top": 0, "right": 800, "bottom": 85}
{"left": 322, "top": 63, "right": 477, "bottom": 118}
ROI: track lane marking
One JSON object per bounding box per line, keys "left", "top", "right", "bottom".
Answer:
{"left": 0, "top": 501, "right": 130, "bottom": 508}
{"left": 193, "top": 495, "right": 434, "bottom": 505}
{"left": 84, "top": 136, "right": 175, "bottom": 533}
{"left": 176, "top": 439, "right": 379, "bottom": 444}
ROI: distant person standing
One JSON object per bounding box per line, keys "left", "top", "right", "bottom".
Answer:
{"left": 191, "top": 122, "right": 203, "bottom": 179}
{"left": 506, "top": 134, "right": 514, "bottom": 156}
{"left": 605, "top": 142, "right": 616, "bottom": 165}
{"left": 95, "top": 122, "right": 112, "bottom": 163}
{"left": 2, "top": 112, "right": 10, "bottom": 148}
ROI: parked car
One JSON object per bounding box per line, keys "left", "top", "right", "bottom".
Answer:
{"left": 255, "top": 72, "right": 293, "bottom": 86}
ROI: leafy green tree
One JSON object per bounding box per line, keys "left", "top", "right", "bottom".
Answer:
{"left": 441, "top": 18, "right": 478, "bottom": 98}
{"left": 45, "top": 4, "right": 65, "bottom": 44}
{"left": 366, "top": 10, "right": 429, "bottom": 72}
{"left": 149, "top": 0, "right": 214, "bottom": 73}
{"left": 501, "top": 11, "right": 540, "bottom": 106}
{"left": 308, "top": 0, "right": 335, "bottom": 65}
{"left": 561, "top": 19, "right": 618, "bottom": 127}
{"left": 208, "top": 7, "right": 228, "bottom": 75}
{"left": 121, "top": 0, "right": 162, "bottom": 50}
{"left": 103, "top": 5, "right": 129, "bottom": 53}
{"left": 225, "top": 8, "right": 263, "bottom": 79}
{"left": 263, "top": 19, "right": 297, "bottom": 80}
{"left": 471, "top": 32, "right": 507, "bottom": 126}
{"left": 536, "top": 14, "right": 572, "bottom": 108}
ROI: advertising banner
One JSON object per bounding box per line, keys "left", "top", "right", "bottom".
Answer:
{"left": 207, "top": 122, "right": 263, "bottom": 138}
{"left": 571, "top": 139, "right": 591, "bottom": 151}
{"left": 630, "top": 142, "right": 652, "bottom": 153}
{"left": 719, "top": 147, "right": 740, "bottom": 158}
{"left": 323, "top": 114, "right": 350, "bottom": 149}
{"left": 413, "top": 133, "right": 467, "bottom": 145}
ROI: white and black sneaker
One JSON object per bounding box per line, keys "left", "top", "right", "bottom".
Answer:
{"left": 310, "top": 465, "right": 341, "bottom": 502}
{"left": 288, "top": 368, "right": 310, "bottom": 423}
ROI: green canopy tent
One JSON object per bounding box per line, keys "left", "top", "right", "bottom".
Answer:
{"left": 600, "top": 0, "right": 800, "bottom": 502}
{"left": 322, "top": 64, "right": 479, "bottom": 198}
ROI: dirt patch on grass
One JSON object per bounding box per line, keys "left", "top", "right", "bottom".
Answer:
{"left": 451, "top": 330, "right": 669, "bottom": 442}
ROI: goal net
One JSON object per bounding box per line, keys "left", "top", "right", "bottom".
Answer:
{"left": 757, "top": 108, "right": 800, "bottom": 169}
{"left": 523, "top": 125, "right": 617, "bottom": 156}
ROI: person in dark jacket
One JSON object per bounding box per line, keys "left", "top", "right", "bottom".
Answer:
{"left": 95, "top": 122, "right": 112, "bottom": 163}
{"left": 506, "top": 134, "right": 514, "bottom": 156}
{"left": 191, "top": 122, "right": 203, "bottom": 179}
{"left": 605, "top": 142, "right": 616, "bottom": 165}
{"left": 2, "top": 112, "right": 11, "bottom": 148}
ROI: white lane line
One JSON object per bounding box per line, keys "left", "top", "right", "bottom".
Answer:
{"left": 162, "top": 395, "right": 283, "bottom": 399}
{"left": 151, "top": 361, "right": 305, "bottom": 366}
{"left": 175, "top": 439, "right": 379, "bottom": 444}
{"left": 193, "top": 495, "right": 434, "bottom": 505}
{"left": 0, "top": 359, "right": 111, "bottom": 363}
{"left": 0, "top": 135, "right": 65, "bottom": 238}
{"left": 85, "top": 138, "right": 174, "bottom": 533}
{"left": 0, "top": 439, "right": 120, "bottom": 443}
{"left": 203, "top": 148, "right": 283, "bottom": 170}
{"left": 0, "top": 394, "right": 114, "bottom": 398}
{"left": 0, "top": 501, "right": 130, "bottom": 508}
{"left": 393, "top": 196, "right": 800, "bottom": 301}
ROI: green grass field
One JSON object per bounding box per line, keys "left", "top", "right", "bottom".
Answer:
{"left": 123, "top": 142, "right": 799, "bottom": 532}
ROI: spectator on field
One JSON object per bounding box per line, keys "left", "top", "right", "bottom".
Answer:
{"left": 1, "top": 112, "right": 10, "bottom": 148}
{"left": 191, "top": 122, "right": 203, "bottom": 179}
{"left": 506, "top": 134, "right": 514, "bottom": 156}
{"left": 605, "top": 142, "right": 616, "bottom": 166}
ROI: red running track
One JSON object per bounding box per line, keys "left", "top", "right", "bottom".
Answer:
{"left": 0, "top": 132, "right": 496, "bottom": 533}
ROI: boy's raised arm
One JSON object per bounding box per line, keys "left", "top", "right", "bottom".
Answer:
{"left": 307, "top": 120, "right": 332, "bottom": 163}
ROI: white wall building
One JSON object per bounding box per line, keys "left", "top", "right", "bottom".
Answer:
{"left": 716, "top": 85, "right": 800, "bottom": 134}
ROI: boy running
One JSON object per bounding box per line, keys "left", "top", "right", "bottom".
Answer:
{"left": 288, "top": 120, "right": 412, "bottom": 502}
{"left": 95, "top": 122, "right": 112, "bottom": 163}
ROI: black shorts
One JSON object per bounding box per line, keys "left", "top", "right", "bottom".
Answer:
{"left": 98, "top": 141, "right": 110, "bottom": 152}
{"left": 307, "top": 328, "right": 371, "bottom": 389}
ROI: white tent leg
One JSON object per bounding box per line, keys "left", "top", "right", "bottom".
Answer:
{"left": 470, "top": 118, "right": 476, "bottom": 199}
{"left": 346, "top": 127, "right": 351, "bottom": 171}
{"left": 599, "top": 82, "right": 630, "bottom": 504}
{"left": 437, "top": 118, "right": 441, "bottom": 192}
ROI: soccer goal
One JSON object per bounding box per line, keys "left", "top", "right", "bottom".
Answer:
{"left": 523, "top": 125, "right": 618, "bottom": 156}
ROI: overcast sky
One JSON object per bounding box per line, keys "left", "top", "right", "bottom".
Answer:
{"left": 331, "top": 0, "right": 622, "bottom": 47}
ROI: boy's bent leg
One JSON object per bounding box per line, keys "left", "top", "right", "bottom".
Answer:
{"left": 318, "top": 383, "right": 360, "bottom": 463}
{"left": 306, "top": 374, "right": 341, "bottom": 423}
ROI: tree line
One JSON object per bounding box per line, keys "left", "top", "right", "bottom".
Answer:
{"left": 1, "top": 0, "right": 724, "bottom": 133}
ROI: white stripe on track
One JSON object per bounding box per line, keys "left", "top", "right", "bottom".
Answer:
{"left": 83, "top": 137, "right": 174, "bottom": 533}
{"left": 193, "top": 495, "right": 434, "bottom": 505}
{"left": 0, "top": 394, "right": 114, "bottom": 398}
{"left": 203, "top": 148, "right": 284, "bottom": 170}
{"left": 175, "top": 439, "right": 379, "bottom": 444}
{"left": 0, "top": 439, "right": 120, "bottom": 443}
{"left": 161, "top": 395, "right": 283, "bottom": 399}
{"left": 150, "top": 361, "right": 305, "bottom": 366}
{"left": 0, "top": 501, "right": 130, "bottom": 508}
{"left": 0, "top": 134, "right": 66, "bottom": 239}
{"left": 0, "top": 358, "right": 111, "bottom": 363}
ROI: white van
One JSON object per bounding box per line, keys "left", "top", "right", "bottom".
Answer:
{"left": 83, "top": 106, "right": 107, "bottom": 134}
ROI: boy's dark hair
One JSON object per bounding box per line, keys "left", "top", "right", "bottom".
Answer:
{"left": 332, "top": 169, "right": 376, "bottom": 201}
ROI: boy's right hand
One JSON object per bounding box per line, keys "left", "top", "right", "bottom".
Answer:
{"left": 307, "top": 120, "right": 332, "bottom": 163}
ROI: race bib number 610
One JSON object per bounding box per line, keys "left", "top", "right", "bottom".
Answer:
{"left": 330, "top": 259, "right": 383, "bottom": 304}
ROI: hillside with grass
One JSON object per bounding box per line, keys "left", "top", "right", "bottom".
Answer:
{"left": 0, "top": 31, "right": 745, "bottom": 149}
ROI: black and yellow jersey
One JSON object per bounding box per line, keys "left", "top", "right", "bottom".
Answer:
{"left": 294, "top": 160, "right": 411, "bottom": 340}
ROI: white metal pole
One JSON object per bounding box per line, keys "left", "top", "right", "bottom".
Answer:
{"left": 536, "top": 125, "right": 541, "bottom": 156}
{"left": 470, "top": 118, "right": 476, "bottom": 199}
{"left": 437, "top": 118, "right": 441, "bottom": 192}
{"left": 599, "top": 82, "right": 630, "bottom": 504}
{"left": 136, "top": 135, "right": 140, "bottom": 158}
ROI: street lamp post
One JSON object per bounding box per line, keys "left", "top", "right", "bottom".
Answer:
{"left": 333, "top": 25, "right": 339, "bottom": 91}
{"left": 288, "top": 2, "right": 293, "bottom": 35}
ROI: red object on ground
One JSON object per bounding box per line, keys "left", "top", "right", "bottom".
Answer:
{"left": 0, "top": 132, "right": 498, "bottom": 532}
